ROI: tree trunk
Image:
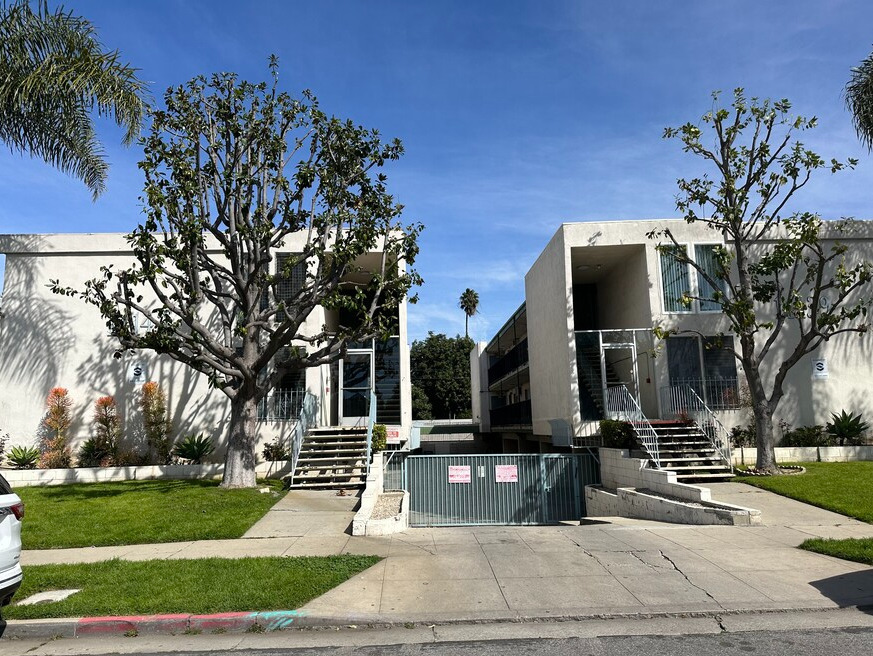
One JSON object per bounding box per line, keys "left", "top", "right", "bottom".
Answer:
{"left": 221, "top": 392, "right": 259, "bottom": 488}
{"left": 753, "top": 400, "right": 779, "bottom": 473}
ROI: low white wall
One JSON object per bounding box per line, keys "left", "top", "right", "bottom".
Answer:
{"left": 1, "top": 460, "right": 295, "bottom": 487}
{"left": 592, "top": 448, "right": 761, "bottom": 525}
{"left": 732, "top": 445, "right": 873, "bottom": 465}
{"left": 598, "top": 448, "right": 712, "bottom": 503}
{"left": 586, "top": 486, "right": 761, "bottom": 526}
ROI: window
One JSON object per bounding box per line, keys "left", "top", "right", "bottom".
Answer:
{"left": 660, "top": 244, "right": 727, "bottom": 313}
{"left": 694, "top": 244, "right": 726, "bottom": 312}
{"left": 276, "top": 253, "right": 307, "bottom": 303}
{"left": 666, "top": 335, "right": 739, "bottom": 409}
{"left": 660, "top": 246, "right": 691, "bottom": 312}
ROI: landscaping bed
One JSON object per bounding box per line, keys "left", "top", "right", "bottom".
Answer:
{"left": 4, "top": 555, "right": 380, "bottom": 620}
{"left": 17, "top": 479, "right": 286, "bottom": 549}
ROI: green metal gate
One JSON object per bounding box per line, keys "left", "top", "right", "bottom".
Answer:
{"left": 397, "top": 454, "right": 600, "bottom": 527}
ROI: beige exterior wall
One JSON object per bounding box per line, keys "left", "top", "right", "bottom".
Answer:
{"left": 525, "top": 227, "right": 579, "bottom": 441}
{"left": 480, "top": 218, "right": 873, "bottom": 445}
{"left": 0, "top": 233, "right": 412, "bottom": 457}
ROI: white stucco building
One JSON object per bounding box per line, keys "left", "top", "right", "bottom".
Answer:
{"left": 471, "top": 219, "right": 873, "bottom": 456}
{"left": 0, "top": 233, "right": 413, "bottom": 462}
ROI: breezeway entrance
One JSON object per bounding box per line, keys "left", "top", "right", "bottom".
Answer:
{"left": 387, "top": 453, "right": 600, "bottom": 527}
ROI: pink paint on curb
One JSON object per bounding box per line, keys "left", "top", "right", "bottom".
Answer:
{"left": 72, "top": 610, "right": 306, "bottom": 636}
{"left": 77, "top": 614, "right": 190, "bottom": 635}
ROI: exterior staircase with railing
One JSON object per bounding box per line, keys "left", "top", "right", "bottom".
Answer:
{"left": 651, "top": 421, "right": 733, "bottom": 482}
{"left": 286, "top": 426, "right": 368, "bottom": 489}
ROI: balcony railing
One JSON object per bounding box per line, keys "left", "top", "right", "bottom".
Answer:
{"left": 257, "top": 389, "right": 305, "bottom": 421}
{"left": 490, "top": 399, "right": 532, "bottom": 428}
{"left": 662, "top": 378, "right": 741, "bottom": 411}
{"left": 488, "top": 338, "right": 529, "bottom": 384}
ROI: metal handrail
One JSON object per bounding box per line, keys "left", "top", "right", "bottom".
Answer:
{"left": 365, "top": 390, "right": 377, "bottom": 478}
{"left": 288, "top": 391, "right": 318, "bottom": 485}
{"left": 663, "top": 384, "right": 733, "bottom": 469}
{"left": 605, "top": 385, "right": 661, "bottom": 468}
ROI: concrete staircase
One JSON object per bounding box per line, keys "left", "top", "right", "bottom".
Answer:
{"left": 576, "top": 347, "right": 623, "bottom": 417}
{"left": 651, "top": 421, "right": 733, "bottom": 482}
{"left": 287, "top": 426, "right": 369, "bottom": 489}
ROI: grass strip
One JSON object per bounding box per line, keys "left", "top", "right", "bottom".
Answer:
{"left": 4, "top": 555, "right": 380, "bottom": 620}
{"left": 17, "top": 479, "right": 286, "bottom": 549}
{"left": 733, "top": 461, "right": 873, "bottom": 523}
{"left": 800, "top": 538, "right": 873, "bottom": 566}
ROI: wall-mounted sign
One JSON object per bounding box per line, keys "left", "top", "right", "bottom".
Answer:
{"left": 495, "top": 464, "right": 519, "bottom": 483}
{"left": 128, "top": 361, "right": 147, "bottom": 384}
{"left": 812, "top": 359, "right": 828, "bottom": 379}
{"left": 448, "top": 465, "right": 471, "bottom": 484}
{"left": 386, "top": 426, "right": 402, "bottom": 444}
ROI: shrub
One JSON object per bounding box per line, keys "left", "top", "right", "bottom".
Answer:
{"left": 7, "top": 445, "right": 39, "bottom": 469}
{"left": 90, "top": 396, "right": 121, "bottom": 465}
{"left": 371, "top": 424, "right": 387, "bottom": 452}
{"left": 142, "top": 382, "right": 173, "bottom": 464}
{"left": 780, "top": 425, "right": 831, "bottom": 448}
{"left": 0, "top": 431, "right": 8, "bottom": 460}
{"left": 826, "top": 410, "right": 869, "bottom": 446}
{"left": 77, "top": 438, "right": 110, "bottom": 468}
{"left": 38, "top": 387, "right": 73, "bottom": 469}
{"left": 262, "top": 439, "right": 291, "bottom": 461}
{"left": 730, "top": 423, "right": 756, "bottom": 448}
{"left": 173, "top": 434, "right": 215, "bottom": 464}
{"left": 599, "top": 420, "right": 636, "bottom": 449}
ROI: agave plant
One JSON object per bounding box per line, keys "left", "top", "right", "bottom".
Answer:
{"left": 826, "top": 410, "right": 869, "bottom": 446}
{"left": 7, "top": 445, "right": 40, "bottom": 469}
{"left": 172, "top": 434, "right": 215, "bottom": 464}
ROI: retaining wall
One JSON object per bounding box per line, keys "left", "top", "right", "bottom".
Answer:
{"left": 732, "top": 445, "right": 873, "bottom": 465}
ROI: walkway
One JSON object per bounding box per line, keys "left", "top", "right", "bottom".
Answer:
{"left": 20, "top": 483, "right": 873, "bottom": 623}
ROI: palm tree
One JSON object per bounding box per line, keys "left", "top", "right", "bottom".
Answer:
{"left": 459, "top": 288, "right": 479, "bottom": 338}
{"left": 0, "top": 0, "right": 148, "bottom": 198}
{"left": 847, "top": 47, "right": 873, "bottom": 151}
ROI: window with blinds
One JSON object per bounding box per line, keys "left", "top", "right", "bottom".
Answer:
{"left": 660, "top": 246, "right": 691, "bottom": 312}
{"left": 695, "top": 244, "right": 725, "bottom": 312}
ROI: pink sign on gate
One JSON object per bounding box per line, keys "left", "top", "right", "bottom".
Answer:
{"left": 495, "top": 464, "right": 518, "bottom": 483}
{"left": 448, "top": 465, "right": 472, "bottom": 484}
{"left": 386, "top": 426, "right": 401, "bottom": 444}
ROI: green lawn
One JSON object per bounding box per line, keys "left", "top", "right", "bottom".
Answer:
{"left": 3, "top": 556, "right": 380, "bottom": 620}
{"left": 735, "top": 461, "right": 873, "bottom": 566}
{"left": 734, "top": 461, "right": 873, "bottom": 523}
{"left": 17, "top": 479, "right": 286, "bottom": 550}
{"left": 801, "top": 538, "right": 873, "bottom": 566}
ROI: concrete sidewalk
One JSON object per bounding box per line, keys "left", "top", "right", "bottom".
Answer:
{"left": 17, "top": 483, "right": 873, "bottom": 624}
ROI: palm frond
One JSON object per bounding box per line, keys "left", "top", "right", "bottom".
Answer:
{"left": 846, "top": 47, "right": 873, "bottom": 152}
{"left": 0, "top": 0, "right": 148, "bottom": 196}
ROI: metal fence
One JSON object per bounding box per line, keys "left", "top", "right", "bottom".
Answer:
{"left": 257, "top": 389, "right": 304, "bottom": 421}
{"left": 393, "top": 453, "right": 600, "bottom": 527}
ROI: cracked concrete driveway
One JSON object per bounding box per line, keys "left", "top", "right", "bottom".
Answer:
{"left": 300, "top": 483, "right": 873, "bottom": 622}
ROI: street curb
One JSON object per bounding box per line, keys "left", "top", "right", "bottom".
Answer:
{"left": 3, "top": 605, "right": 872, "bottom": 641}
{"left": 1, "top": 609, "right": 309, "bottom": 640}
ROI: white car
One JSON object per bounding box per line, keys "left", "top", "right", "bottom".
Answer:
{"left": 0, "top": 473, "right": 23, "bottom": 607}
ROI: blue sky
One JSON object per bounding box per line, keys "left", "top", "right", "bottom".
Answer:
{"left": 2, "top": 0, "right": 873, "bottom": 343}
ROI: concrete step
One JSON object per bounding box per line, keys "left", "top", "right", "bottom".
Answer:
{"left": 675, "top": 472, "right": 735, "bottom": 481}
{"left": 286, "top": 479, "right": 366, "bottom": 489}
{"left": 660, "top": 456, "right": 723, "bottom": 463}
{"left": 662, "top": 464, "right": 733, "bottom": 471}
{"left": 298, "top": 447, "right": 367, "bottom": 456}
{"left": 296, "top": 456, "right": 365, "bottom": 465}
